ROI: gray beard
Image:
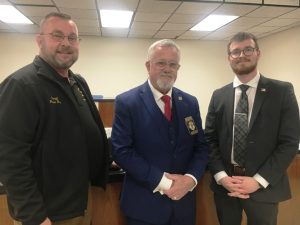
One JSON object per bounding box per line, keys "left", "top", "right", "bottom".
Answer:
{"left": 157, "top": 79, "right": 174, "bottom": 93}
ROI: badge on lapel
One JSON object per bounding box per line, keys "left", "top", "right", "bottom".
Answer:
{"left": 185, "top": 116, "right": 198, "bottom": 135}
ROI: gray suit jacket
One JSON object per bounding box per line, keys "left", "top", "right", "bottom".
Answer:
{"left": 205, "top": 75, "right": 300, "bottom": 202}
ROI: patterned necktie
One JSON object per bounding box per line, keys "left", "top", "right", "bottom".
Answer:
{"left": 161, "top": 95, "right": 172, "bottom": 122}
{"left": 234, "top": 85, "right": 249, "bottom": 166}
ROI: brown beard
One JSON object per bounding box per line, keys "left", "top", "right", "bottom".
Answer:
{"left": 231, "top": 60, "right": 257, "bottom": 75}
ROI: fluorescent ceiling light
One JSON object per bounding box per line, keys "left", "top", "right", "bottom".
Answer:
{"left": 191, "top": 15, "right": 238, "bottom": 31}
{"left": 100, "top": 10, "right": 133, "bottom": 28}
{"left": 0, "top": 5, "right": 32, "bottom": 24}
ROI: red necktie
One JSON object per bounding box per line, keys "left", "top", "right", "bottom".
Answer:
{"left": 161, "top": 95, "right": 172, "bottom": 122}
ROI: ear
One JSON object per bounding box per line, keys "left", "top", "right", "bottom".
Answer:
{"left": 256, "top": 49, "right": 261, "bottom": 58}
{"left": 145, "top": 61, "right": 150, "bottom": 72}
{"left": 227, "top": 54, "right": 231, "bottom": 62}
{"left": 36, "top": 34, "right": 42, "bottom": 49}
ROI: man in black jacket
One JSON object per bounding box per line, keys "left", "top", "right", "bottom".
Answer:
{"left": 0, "top": 12, "right": 109, "bottom": 225}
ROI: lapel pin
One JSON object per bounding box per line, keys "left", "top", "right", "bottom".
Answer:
{"left": 260, "top": 88, "right": 267, "bottom": 92}
{"left": 178, "top": 96, "right": 183, "bottom": 100}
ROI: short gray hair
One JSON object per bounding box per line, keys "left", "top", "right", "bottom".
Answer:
{"left": 39, "top": 12, "right": 72, "bottom": 32}
{"left": 147, "top": 39, "right": 181, "bottom": 61}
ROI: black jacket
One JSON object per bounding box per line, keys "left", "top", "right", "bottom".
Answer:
{"left": 0, "top": 56, "right": 109, "bottom": 225}
{"left": 205, "top": 75, "right": 300, "bottom": 202}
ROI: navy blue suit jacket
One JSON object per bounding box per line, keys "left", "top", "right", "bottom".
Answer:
{"left": 112, "top": 81, "right": 208, "bottom": 224}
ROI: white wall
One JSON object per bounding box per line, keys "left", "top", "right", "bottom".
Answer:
{"left": 0, "top": 26, "right": 299, "bottom": 120}
{"left": 259, "top": 26, "right": 300, "bottom": 103}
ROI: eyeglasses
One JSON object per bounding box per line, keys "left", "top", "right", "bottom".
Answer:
{"left": 229, "top": 47, "right": 257, "bottom": 59}
{"left": 153, "top": 60, "right": 180, "bottom": 70}
{"left": 40, "top": 32, "right": 81, "bottom": 44}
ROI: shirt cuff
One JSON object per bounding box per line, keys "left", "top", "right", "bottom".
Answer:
{"left": 253, "top": 173, "right": 269, "bottom": 188}
{"left": 185, "top": 174, "right": 197, "bottom": 191}
{"left": 214, "top": 171, "right": 228, "bottom": 184}
{"left": 153, "top": 172, "right": 172, "bottom": 195}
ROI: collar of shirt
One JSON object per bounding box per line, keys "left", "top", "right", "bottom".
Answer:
{"left": 233, "top": 72, "right": 260, "bottom": 89}
{"left": 147, "top": 79, "right": 172, "bottom": 113}
{"left": 147, "top": 79, "right": 172, "bottom": 102}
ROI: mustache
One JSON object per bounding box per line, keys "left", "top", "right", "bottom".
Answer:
{"left": 57, "top": 47, "right": 73, "bottom": 54}
{"left": 236, "top": 58, "right": 250, "bottom": 63}
{"left": 160, "top": 73, "right": 174, "bottom": 78}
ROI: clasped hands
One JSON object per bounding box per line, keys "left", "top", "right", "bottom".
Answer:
{"left": 162, "top": 173, "right": 195, "bottom": 201}
{"left": 220, "top": 176, "right": 261, "bottom": 199}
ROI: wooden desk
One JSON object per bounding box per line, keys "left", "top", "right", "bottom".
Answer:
{"left": 91, "top": 154, "right": 300, "bottom": 225}
{"left": 97, "top": 99, "right": 115, "bottom": 127}
{"left": 1, "top": 155, "right": 300, "bottom": 225}
{"left": 0, "top": 195, "right": 13, "bottom": 225}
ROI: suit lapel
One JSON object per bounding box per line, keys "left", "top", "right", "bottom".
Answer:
{"left": 249, "top": 75, "right": 268, "bottom": 131}
{"left": 139, "top": 81, "right": 165, "bottom": 123}
{"left": 226, "top": 85, "right": 235, "bottom": 132}
{"left": 172, "top": 88, "right": 187, "bottom": 142}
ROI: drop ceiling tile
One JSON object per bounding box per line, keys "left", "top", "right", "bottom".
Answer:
{"left": 28, "top": 16, "right": 44, "bottom": 25}
{"left": 0, "top": 0, "right": 11, "bottom": 4}
{"left": 131, "top": 21, "right": 162, "bottom": 30}
{"left": 176, "top": 2, "right": 221, "bottom": 15}
{"left": 178, "top": 30, "right": 210, "bottom": 39}
{"left": 168, "top": 13, "right": 206, "bottom": 24}
{"left": 72, "top": 19, "right": 99, "bottom": 28}
{"left": 226, "top": 0, "right": 262, "bottom": 3}
{"left": 128, "top": 33, "right": 153, "bottom": 38}
{"left": 154, "top": 30, "right": 183, "bottom": 39}
{"left": 77, "top": 26, "right": 100, "bottom": 35}
{"left": 15, "top": 5, "right": 58, "bottom": 17}
{"left": 0, "top": 21, "right": 10, "bottom": 29}
{"left": 134, "top": 12, "right": 171, "bottom": 23}
{"left": 137, "top": 0, "right": 180, "bottom": 13}
{"left": 97, "top": 0, "right": 139, "bottom": 11}
{"left": 216, "top": 25, "right": 249, "bottom": 33}
{"left": 202, "top": 33, "right": 232, "bottom": 41}
{"left": 161, "top": 23, "right": 193, "bottom": 31}
{"left": 59, "top": 8, "right": 98, "bottom": 20}
{"left": 129, "top": 29, "right": 157, "bottom": 36}
{"left": 279, "top": 8, "right": 300, "bottom": 19}
{"left": 53, "top": 0, "right": 95, "bottom": 9}
{"left": 261, "top": 18, "right": 300, "bottom": 26}
{"left": 213, "top": 3, "right": 260, "bottom": 16}
{"left": 9, "top": 0, "right": 52, "bottom": 4}
{"left": 229, "top": 17, "right": 272, "bottom": 27}
{"left": 264, "top": 0, "right": 299, "bottom": 6}
{"left": 0, "top": 0, "right": 300, "bottom": 40}
{"left": 247, "top": 25, "right": 282, "bottom": 32}
{"left": 246, "top": 6, "right": 297, "bottom": 18}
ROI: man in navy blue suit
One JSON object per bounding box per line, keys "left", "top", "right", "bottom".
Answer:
{"left": 111, "top": 39, "right": 208, "bottom": 225}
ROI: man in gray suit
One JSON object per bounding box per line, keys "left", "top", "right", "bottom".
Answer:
{"left": 205, "top": 32, "right": 300, "bottom": 225}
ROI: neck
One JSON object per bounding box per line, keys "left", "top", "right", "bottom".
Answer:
{"left": 55, "top": 69, "right": 69, "bottom": 78}
{"left": 237, "top": 69, "right": 257, "bottom": 84}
